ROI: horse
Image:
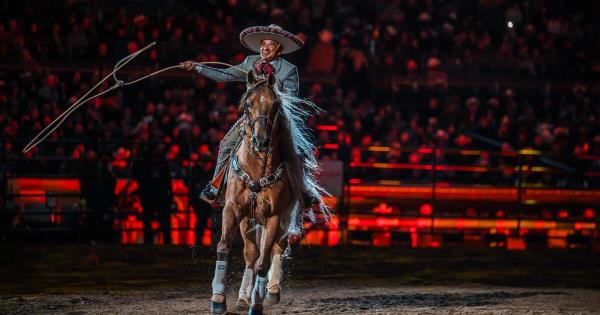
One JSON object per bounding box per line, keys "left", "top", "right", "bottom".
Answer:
{"left": 210, "top": 70, "right": 302, "bottom": 315}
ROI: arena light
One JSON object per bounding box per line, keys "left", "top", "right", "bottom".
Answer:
{"left": 367, "top": 146, "right": 391, "bottom": 152}
{"left": 316, "top": 125, "right": 338, "bottom": 131}
{"left": 349, "top": 161, "right": 490, "bottom": 172}
{"left": 584, "top": 208, "right": 595, "bottom": 219}
{"left": 348, "top": 185, "right": 600, "bottom": 203}
{"left": 517, "top": 148, "right": 542, "bottom": 155}
{"left": 347, "top": 216, "right": 596, "bottom": 231}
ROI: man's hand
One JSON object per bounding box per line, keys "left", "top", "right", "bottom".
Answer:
{"left": 179, "top": 61, "right": 197, "bottom": 71}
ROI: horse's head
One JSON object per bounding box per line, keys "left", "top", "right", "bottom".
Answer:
{"left": 242, "top": 71, "right": 280, "bottom": 153}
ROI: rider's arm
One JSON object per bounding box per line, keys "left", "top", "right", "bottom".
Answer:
{"left": 282, "top": 65, "right": 299, "bottom": 96}
{"left": 195, "top": 57, "right": 250, "bottom": 82}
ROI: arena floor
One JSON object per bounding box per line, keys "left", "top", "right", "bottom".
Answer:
{"left": 1, "top": 244, "right": 599, "bottom": 314}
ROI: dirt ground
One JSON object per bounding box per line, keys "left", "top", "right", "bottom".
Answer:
{"left": 2, "top": 284, "right": 600, "bottom": 314}
{"left": 1, "top": 244, "right": 599, "bottom": 314}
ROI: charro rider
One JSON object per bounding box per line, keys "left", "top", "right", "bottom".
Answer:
{"left": 180, "top": 24, "right": 320, "bottom": 208}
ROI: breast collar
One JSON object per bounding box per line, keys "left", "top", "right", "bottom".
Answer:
{"left": 231, "top": 154, "right": 285, "bottom": 200}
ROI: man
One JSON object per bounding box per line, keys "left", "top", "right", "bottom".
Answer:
{"left": 181, "top": 24, "right": 318, "bottom": 207}
{"left": 131, "top": 144, "right": 173, "bottom": 244}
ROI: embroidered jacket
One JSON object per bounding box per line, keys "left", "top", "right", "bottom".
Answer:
{"left": 195, "top": 55, "right": 299, "bottom": 96}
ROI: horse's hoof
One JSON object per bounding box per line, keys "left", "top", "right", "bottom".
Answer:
{"left": 210, "top": 300, "right": 226, "bottom": 314}
{"left": 266, "top": 291, "right": 280, "bottom": 305}
{"left": 248, "top": 306, "right": 263, "bottom": 315}
{"left": 236, "top": 298, "right": 249, "bottom": 311}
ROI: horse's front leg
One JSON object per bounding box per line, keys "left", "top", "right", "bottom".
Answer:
{"left": 266, "top": 238, "right": 287, "bottom": 305}
{"left": 249, "top": 215, "right": 279, "bottom": 314}
{"left": 236, "top": 218, "right": 260, "bottom": 311}
{"left": 210, "top": 202, "right": 241, "bottom": 314}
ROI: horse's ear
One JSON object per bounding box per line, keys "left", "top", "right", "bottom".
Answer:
{"left": 267, "top": 72, "right": 276, "bottom": 87}
{"left": 247, "top": 70, "right": 257, "bottom": 86}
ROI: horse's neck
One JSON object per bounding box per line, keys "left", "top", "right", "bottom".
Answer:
{"left": 237, "top": 137, "right": 282, "bottom": 179}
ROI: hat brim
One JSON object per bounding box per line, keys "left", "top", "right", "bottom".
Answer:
{"left": 240, "top": 26, "right": 303, "bottom": 54}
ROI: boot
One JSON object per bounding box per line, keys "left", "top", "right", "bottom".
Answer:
{"left": 200, "top": 162, "right": 228, "bottom": 205}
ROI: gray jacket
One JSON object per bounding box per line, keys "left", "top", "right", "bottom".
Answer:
{"left": 195, "top": 55, "right": 299, "bottom": 96}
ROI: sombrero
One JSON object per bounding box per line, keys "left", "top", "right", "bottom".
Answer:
{"left": 240, "top": 24, "right": 304, "bottom": 55}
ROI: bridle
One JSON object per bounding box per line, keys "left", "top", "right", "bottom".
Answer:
{"left": 241, "top": 81, "right": 281, "bottom": 156}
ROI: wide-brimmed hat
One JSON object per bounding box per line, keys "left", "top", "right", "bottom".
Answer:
{"left": 240, "top": 24, "right": 304, "bottom": 54}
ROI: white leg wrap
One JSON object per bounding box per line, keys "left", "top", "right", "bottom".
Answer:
{"left": 211, "top": 260, "right": 228, "bottom": 295}
{"left": 250, "top": 276, "right": 267, "bottom": 305}
{"left": 238, "top": 268, "right": 254, "bottom": 301}
{"left": 267, "top": 254, "right": 283, "bottom": 292}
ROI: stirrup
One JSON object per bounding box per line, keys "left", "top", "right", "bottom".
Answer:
{"left": 200, "top": 184, "right": 219, "bottom": 204}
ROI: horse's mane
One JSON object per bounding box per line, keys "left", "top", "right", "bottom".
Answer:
{"left": 238, "top": 79, "right": 332, "bottom": 237}
{"left": 272, "top": 83, "right": 332, "bottom": 237}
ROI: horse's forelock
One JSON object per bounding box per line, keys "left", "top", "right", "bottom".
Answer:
{"left": 239, "top": 80, "right": 277, "bottom": 112}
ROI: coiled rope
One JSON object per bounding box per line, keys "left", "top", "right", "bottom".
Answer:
{"left": 22, "top": 41, "right": 248, "bottom": 153}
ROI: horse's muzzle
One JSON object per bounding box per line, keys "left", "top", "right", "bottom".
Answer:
{"left": 251, "top": 135, "right": 270, "bottom": 152}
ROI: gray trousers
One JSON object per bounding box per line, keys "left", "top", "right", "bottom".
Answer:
{"left": 214, "top": 118, "right": 243, "bottom": 176}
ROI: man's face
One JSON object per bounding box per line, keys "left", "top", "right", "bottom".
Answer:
{"left": 260, "top": 39, "right": 280, "bottom": 61}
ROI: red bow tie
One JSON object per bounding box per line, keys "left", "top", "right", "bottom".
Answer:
{"left": 255, "top": 61, "right": 274, "bottom": 77}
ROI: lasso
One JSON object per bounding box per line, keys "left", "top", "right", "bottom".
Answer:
{"left": 22, "top": 41, "right": 247, "bottom": 153}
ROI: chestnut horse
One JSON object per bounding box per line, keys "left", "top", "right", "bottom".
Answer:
{"left": 210, "top": 71, "right": 299, "bottom": 315}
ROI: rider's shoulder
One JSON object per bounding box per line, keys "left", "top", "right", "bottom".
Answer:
{"left": 279, "top": 57, "right": 295, "bottom": 68}
{"left": 245, "top": 55, "right": 261, "bottom": 64}
{"left": 278, "top": 58, "right": 297, "bottom": 75}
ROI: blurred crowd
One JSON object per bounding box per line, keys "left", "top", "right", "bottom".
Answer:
{"left": 1, "top": 0, "right": 599, "bottom": 187}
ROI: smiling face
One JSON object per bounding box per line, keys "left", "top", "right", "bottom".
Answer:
{"left": 259, "top": 39, "right": 281, "bottom": 61}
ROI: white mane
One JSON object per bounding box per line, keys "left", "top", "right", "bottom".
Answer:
{"left": 273, "top": 84, "right": 332, "bottom": 236}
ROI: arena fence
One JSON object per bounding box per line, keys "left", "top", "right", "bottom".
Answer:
{"left": 1, "top": 138, "right": 599, "bottom": 250}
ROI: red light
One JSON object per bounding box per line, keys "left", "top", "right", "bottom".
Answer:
{"left": 372, "top": 232, "right": 391, "bottom": 247}
{"left": 507, "top": 237, "right": 526, "bottom": 250}
{"left": 496, "top": 210, "right": 504, "bottom": 217}
{"left": 328, "top": 216, "right": 340, "bottom": 230}
{"left": 428, "top": 241, "right": 441, "bottom": 248}
{"left": 534, "top": 220, "right": 544, "bottom": 230}
{"left": 410, "top": 227, "right": 418, "bottom": 248}
{"left": 420, "top": 203, "right": 433, "bottom": 216}
{"left": 317, "top": 125, "right": 338, "bottom": 131}
{"left": 373, "top": 203, "right": 393, "bottom": 215}
{"left": 558, "top": 210, "right": 569, "bottom": 219}
{"left": 584, "top": 208, "right": 595, "bottom": 219}
{"left": 323, "top": 143, "right": 339, "bottom": 150}
{"left": 202, "top": 227, "right": 212, "bottom": 246}
{"left": 496, "top": 219, "right": 505, "bottom": 229}
{"left": 327, "top": 230, "right": 340, "bottom": 247}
